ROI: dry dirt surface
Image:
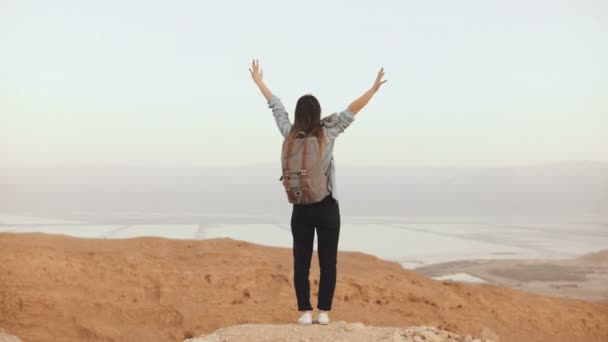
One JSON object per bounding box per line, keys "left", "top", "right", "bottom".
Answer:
{"left": 1, "top": 232, "right": 607, "bottom": 342}
{"left": 184, "top": 321, "right": 498, "bottom": 342}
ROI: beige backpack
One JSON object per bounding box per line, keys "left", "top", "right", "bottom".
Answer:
{"left": 279, "top": 132, "right": 330, "bottom": 204}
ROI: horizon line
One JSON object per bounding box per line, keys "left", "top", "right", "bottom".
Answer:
{"left": 0, "top": 159, "right": 606, "bottom": 169}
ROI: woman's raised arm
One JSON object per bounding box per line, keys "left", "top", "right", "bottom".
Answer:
{"left": 249, "top": 59, "right": 273, "bottom": 101}
{"left": 250, "top": 59, "right": 293, "bottom": 137}
{"left": 347, "top": 67, "right": 387, "bottom": 115}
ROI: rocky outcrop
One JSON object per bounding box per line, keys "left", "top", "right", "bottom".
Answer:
{"left": 0, "top": 328, "right": 22, "bottom": 342}
{"left": 185, "top": 321, "right": 498, "bottom": 342}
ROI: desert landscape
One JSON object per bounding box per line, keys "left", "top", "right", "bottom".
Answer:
{"left": 3, "top": 0, "right": 607, "bottom": 340}
{"left": 1, "top": 232, "right": 607, "bottom": 342}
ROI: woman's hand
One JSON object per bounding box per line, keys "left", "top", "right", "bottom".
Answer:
{"left": 249, "top": 59, "right": 264, "bottom": 85}
{"left": 346, "top": 67, "right": 387, "bottom": 115}
{"left": 372, "top": 67, "right": 387, "bottom": 92}
{"left": 249, "top": 58, "right": 273, "bottom": 101}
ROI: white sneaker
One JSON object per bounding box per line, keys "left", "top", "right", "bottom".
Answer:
{"left": 317, "top": 312, "right": 330, "bottom": 325}
{"left": 298, "top": 312, "right": 313, "bottom": 325}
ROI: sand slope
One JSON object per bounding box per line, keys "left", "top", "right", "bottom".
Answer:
{"left": 1, "top": 232, "right": 607, "bottom": 342}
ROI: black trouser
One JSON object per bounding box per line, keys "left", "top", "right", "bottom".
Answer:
{"left": 291, "top": 194, "right": 341, "bottom": 311}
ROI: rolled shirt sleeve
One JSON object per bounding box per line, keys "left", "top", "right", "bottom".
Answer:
{"left": 321, "top": 109, "right": 356, "bottom": 140}
{"left": 268, "top": 94, "right": 293, "bottom": 138}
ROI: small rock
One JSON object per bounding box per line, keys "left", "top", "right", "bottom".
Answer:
{"left": 0, "top": 329, "right": 22, "bottom": 342}
{"left": 394, "top": 331, "right": 408, "bottom": 342}
{"left": 342, "top": 322, "right": 365, "bottom": 332}
{"left": 417, "top": 329, "right": 442, "bottom": 342}
{"left": 480, "top": 326, "right": 499, "bottom": 342}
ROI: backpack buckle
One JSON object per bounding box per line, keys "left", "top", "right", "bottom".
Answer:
{"left": 300, "top": 169, "right": 307, "bottom": 176}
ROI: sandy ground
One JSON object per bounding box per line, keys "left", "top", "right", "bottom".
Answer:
{"left": 414, "top": 250, "right": 608, "bottom": 302}
{"left": 1, "top": 232, "right": 607, "bottom": 342}
{"left": 185, "top": 321, "right": 498, "bottom": 342}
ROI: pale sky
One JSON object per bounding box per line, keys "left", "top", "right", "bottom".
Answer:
{"left": 1, "top": 0, "right": 607, "bottom": 166}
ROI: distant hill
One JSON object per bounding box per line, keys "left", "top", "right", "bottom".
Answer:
{"left": 577, "top": 249, "right": 608, "bottom": 264}
{"left": 0, "top": 161, "right": 606, "bottom": 219}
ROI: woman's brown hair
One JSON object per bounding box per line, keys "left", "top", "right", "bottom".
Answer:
{"left": 287, "top": 94, "right": 326, "bottom": 153}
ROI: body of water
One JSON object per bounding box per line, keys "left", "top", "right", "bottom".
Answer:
{"left": 1, "top": 213, "right": 606, "bottom": 272}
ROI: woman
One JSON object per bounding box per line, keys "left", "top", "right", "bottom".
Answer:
{"left": 249, "top": 59, "right": 386, "bottom": 325}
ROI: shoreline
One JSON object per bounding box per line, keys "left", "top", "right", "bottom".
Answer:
{"left": 413, "top": 251, "right": 608, "bottom": 302}
{"left": 3, "top": 214, "right": 608, "bottom": 304}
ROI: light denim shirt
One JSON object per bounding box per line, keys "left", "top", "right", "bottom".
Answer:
{"left": 268, "top": 94, "right": 355, "bottom": 203}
